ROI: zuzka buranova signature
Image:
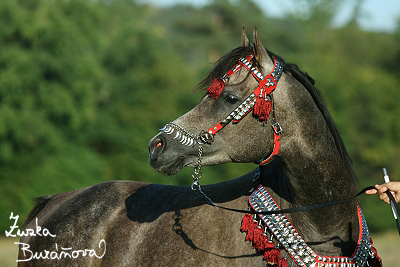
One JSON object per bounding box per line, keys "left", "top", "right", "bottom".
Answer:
{"left": 5, "top": 213, "right": 106, "bottom": 262}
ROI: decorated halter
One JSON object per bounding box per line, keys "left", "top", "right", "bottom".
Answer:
{"left": 162, "top": 52, "right": 283, "bottom": 163}
{"left": 201, "top": 52, "right": 283, "bottom": 165}
{"left": 160, "top": 52, "right": 283, "bottom": 194}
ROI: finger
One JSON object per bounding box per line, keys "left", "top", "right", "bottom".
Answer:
{"left": 377, "top": 186, "right": 388, "bottom": 195}
{"left": 390, "top": 191, "right": 400, "bottom": 202}
{"left": 387, "top": 182, "right": 400, "bottom": 191}
{"left": 379, "top": 194, "right": 390, "bottom": 204}
{"left": 365, "top": 189, "right": 377, "bottom": 195}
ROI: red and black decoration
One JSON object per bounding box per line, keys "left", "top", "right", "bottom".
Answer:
{"left": 206, "top": 54, "right": 279, "bottom": 123}
{"left": 241, "top": 214, "right": 288, "bottom": 267}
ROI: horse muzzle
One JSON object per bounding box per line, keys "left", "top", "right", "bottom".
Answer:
{"left": 148, "top": 130, "right": 198, "bottom": 175}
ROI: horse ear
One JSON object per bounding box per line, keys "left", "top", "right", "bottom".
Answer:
{"left": 253, "top": 28, "right": 272, "bottom": 66}
{"left": 241, "top": 27, "right": 250, "bottom": 46}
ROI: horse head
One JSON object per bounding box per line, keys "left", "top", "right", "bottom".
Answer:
{"left": 149, "top": 28, "right": 288, "bottom": 175}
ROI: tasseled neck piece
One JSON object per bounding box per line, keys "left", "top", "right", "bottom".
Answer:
{"left": 241, "top": 214, "right": 288, "bottom": 267}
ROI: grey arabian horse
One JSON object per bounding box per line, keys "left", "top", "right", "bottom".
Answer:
{"left": 18, "top": 29, "right": 380, "bottom": 266}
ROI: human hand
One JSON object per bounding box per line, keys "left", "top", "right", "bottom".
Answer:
{"left": 366, "top": 182, "right": 400, "bottom": 204}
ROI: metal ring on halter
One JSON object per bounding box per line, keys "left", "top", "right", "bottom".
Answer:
{"left": 191, "top": 180, "right": 216, "bottom": 207}
{"left": 191, "top": 180, "right": 201, "bottom": 191}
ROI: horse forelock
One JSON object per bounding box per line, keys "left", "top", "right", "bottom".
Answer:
{"left": 196, "top": 45, "right": 358, "bottom": 189}
{"left": 196, "top": 46, "right": 255, "bottom": 91}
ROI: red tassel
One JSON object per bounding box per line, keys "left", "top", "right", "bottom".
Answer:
{"left": 252, "top": 227, "right": 266, "bottom": 250}
{"left": 241, "top": 214, "right": 252, "bottom": 232}
{"left": 208, "top": 78, "right": 225, "bottom": 99}
{"left": 367, "top": 238, "right": 382, "bottom": 267}
{"left": 263, "top": 248, "right": 280, "bottom": 263}
{"left": 255, "top": 236, "right": 274, "bottom": 252}
{"left": 242, "top": 214, "right": 283, "bottom": 266}
{"left": 279, "top": 258, "right": 288, "bottom": 267}
{"left": 368, "top": 256, "right": 382, "bottom": 267}
{"left": 241, "top": 214, "right": 272, "bottom": 251}
{"left": 368, "top": 245, "right": 383, "bottom": 267}
{"left": 253, "top": 96, "right": 272, "bottom": 122}
{"left": 245, "top": 219, "right": 256, "bottom": 242}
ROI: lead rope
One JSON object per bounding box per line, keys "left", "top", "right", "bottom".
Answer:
{"left": 190, "top": 158, "right": 396, "bottom": 218}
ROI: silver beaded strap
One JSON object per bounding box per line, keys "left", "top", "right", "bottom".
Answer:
{"left": 249, "top": 185, "right": 372, "bottom": 267}
{"left": 160, "top": 122, "right": 198, "bottom": 147}
{"left": 225, "top": 93, "right": 257, "bottom": 124}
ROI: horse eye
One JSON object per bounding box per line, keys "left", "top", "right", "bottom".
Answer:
{"left": 225, "top": 94, "right": 239, "bottom": 104}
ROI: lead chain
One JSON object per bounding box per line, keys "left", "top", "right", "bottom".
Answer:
{"left": 191, "top": 143, "right": 216, "bottom": 207}
{"left": 192, "top": 143, "right": 203, "bottom": 184}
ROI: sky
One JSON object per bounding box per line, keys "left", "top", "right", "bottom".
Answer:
{"left": 139, "top": 0, "right": 400, "bottom": 32}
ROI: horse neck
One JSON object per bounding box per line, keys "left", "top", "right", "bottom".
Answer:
{"left": 281, "top": 82, "right": 357, "bottom": 202}
{"left": 260, "top": 77, "right": 360, "bottom": 255}
{"left": 281, "top": 130, "right": 355, "bottom": 208}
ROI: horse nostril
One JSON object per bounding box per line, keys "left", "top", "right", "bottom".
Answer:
{"left": 156, "top": 140, "right": 163, "bottom": 148}
{"left": 149, "top": 136, "right": 165, "bottom": 160}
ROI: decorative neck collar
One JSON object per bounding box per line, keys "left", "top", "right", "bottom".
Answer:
{"left": 241, "top": 184, "right": 382, "bottom": 267}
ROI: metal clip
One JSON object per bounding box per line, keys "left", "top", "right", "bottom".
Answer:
{"left": 198, "top": 130, "right": 214, "bottom": 144}
{"left": 191, "top": 180, "right": 201, "bottom": 191}
{"left": 191, "top": 181, "right": 216, "bottom": 207}
{"left": 272, "top": 122, "right": 283, "bottom": 134}
{"left": 253, "top": 168, "right": 261, "bottom": 181}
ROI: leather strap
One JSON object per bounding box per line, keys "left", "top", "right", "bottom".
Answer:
{"left": 197, "top": 186, "right": 376, "bottom": 215}
{"left": 195, "top": 185, "right": 400, "bottom": 234}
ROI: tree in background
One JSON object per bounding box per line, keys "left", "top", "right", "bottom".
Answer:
{"left": 0, "top": 0, "right": 399, "bottom": 233}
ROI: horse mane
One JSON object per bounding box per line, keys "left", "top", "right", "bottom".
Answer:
{"left": 197, "top": 46, "right": 358, "bottom": 190}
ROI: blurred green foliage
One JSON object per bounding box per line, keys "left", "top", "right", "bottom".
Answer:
{"left": 0, "top": 0, "right": 399, "bottom": 233}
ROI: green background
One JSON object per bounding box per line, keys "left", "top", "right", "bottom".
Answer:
{"left": 1, "top": 0, "right": 399, "bottom": 236}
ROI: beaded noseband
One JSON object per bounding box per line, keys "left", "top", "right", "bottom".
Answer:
{"left": 160, "top": 123, "right": 198, "bottom": 147}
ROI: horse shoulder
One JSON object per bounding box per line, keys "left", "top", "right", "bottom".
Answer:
{"left": 110, "top": 179, "right": 264, "bottom": 266}
{"left": 18, "top": 181, "right": 147, "bottom": 266}
{"left": 19, "top": 175, "right": 265, "bottom": 266}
